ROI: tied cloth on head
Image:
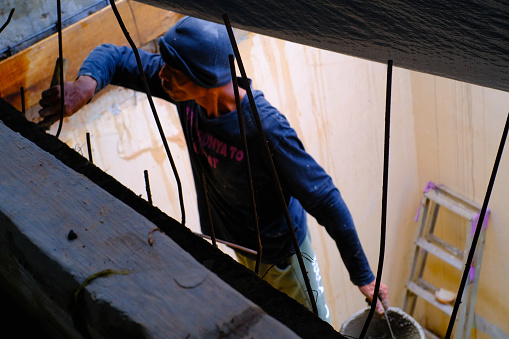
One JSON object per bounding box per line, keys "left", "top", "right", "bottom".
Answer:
{"left": 158, "top": 16, "right": 234, "bottom": 89}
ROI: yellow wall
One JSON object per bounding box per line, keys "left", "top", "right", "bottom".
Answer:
{"left": 237, "top": 34, "right": 421, "bottom": 330}
{"left": 410, "top": 73, "right": 509, "bottom": 337}
{"left": 43, "top": 31, "right": 509, "bottom": 336}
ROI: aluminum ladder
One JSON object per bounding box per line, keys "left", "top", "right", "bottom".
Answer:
{"left": 402, "top": 182, "right": 488, "bottom": 338}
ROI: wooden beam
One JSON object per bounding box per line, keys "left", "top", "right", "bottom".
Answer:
{"left": 0, "top": 111, "right": 300, "bottom": 338}
{"left": 0, "top": 98, "right": 343, "bottom": 338}
{"left": 136, "top": 0, "right": 509, "bottom": 93}
{"left": 0, "top": 0, "right": 183, "bottom": 112}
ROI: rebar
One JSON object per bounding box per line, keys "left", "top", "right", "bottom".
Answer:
{"left": 359, "top": 59, "right": 393, "bottom": 339}
{"left": 108, "top": 0, "right": 186, "bottom": 226}
{"left": 201, "top": 171, "right": 217, "bottom": 248}
{"left": 445, "top": 111, "right": 509, "bottom": 338}
{"left": 86, "top": 132, "right": 93, "bottom": 163}
{"left": 223, "top": 13, "right": 318, "bottom": 316}
{"left": 0, "top": 1, "right": 109, "bottom": 58}
{"left": 55, "top": 0, "right": 65, "bottom": 138}
{"left": 20, "top": 87, "right": 25, "bottom": 115}
{"left": 144, "top": 170, "right": 152, "bottom": 205}
{"left": 194, "top": 232, "right": 257, "bottom": 256}
{"left": 228, "top": 54, "right": 262, "bottom": 274}
{"left": 0, "top": 8, "right": 15, "bottom": 35}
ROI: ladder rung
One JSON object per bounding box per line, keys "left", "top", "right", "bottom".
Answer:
{"left": 435, "top": 185, "right": 482, "bottom": 210}
{"left": 407, "top": 281, "right": 454, "bottom": 316}
{"left": 416, "top": 238, "right": 464, "bottom": 269}
{"left": 424, "top": 188, "right": 480, "bottom": 220}
{"left": 428, "top": 234, "right": 464, "bottom": 259}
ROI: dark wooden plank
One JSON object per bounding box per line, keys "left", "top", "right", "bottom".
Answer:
{"left": 140, "top": 0, "right": 509, "bottom": 93}
{"left": 0, "top": 120, "right": 300, "bottom": 338}
{"left": 0, "top": 98, "right": 344, "bottom": 338}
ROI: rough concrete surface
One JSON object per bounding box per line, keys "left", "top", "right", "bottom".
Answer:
{"left": 0, "top": 98, "right": 344, "bottom": 338}
{"left": 0, "top": 0, "right": 108, "bottom": 58}
{"left": 139, "top": 0, "right": 509, "bottom": 93}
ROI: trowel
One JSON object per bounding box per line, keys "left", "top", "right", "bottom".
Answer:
{"left": 382, "top": 303, "right": 396, "bottom": 339}
{"left": 38, "top": 58, "right": 69, "bottom": 130}
{"left": 364, "top": 296, "right": 396, "bottom": 339}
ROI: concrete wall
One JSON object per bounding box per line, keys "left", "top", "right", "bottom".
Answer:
{"left": 0, "top": 0, "right": 108, "bottom": 59}
{"left": 41, "top": 30, "right": 509, "bottom": 336}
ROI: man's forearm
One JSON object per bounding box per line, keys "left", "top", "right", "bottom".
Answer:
{"left": 75, "top": 75, "right": 97, "bottom": 104}
{"left": 77, "top": 44, "right": 168, "bottom": 99}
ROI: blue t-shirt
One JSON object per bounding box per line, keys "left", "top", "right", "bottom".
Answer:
{"left": 78, "top": 44, "right": 375, "bottom": 286}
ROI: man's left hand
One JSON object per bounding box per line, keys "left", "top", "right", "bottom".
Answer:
{"left": 359, "top": 279, "right": 389, "bottom": 314}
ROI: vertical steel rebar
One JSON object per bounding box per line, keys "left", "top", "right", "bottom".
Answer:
{"left": 223, "top": 14, "right": 318, "bottom": 316}
{"left": 0, "top": 8, "right": 15, "bottom": 35}
{"left": 201, "top": 171, "right": 217, "bottom": 248}
{"left": 86, "top": 132, "right": 93, "bottom": 163}
{"left": 108, "top": 0, "right": 186, "bottom": 226}
{"left": 228, "top": 54, "right": 262, "bottom": 274}
{"left": 55, "top": 0, "right": 65, "bottom": 138}
{"left": 445, "top": 111, "right": 509, "bottom": 338}
{"left": 144, "top": 170, "right": 153, "bottom": 205}
{"left": 359, "top": 59, "right": 393, "bottom": 339}
{"left": 20, "top": 87, "right": 25, "bottom": 115}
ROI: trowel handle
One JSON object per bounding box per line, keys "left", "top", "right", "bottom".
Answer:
{"left": 51, "top": 58, "right": 69, "bottom": 87}
{"left": 38, "top": 58, "right": 69, "bottom": 130}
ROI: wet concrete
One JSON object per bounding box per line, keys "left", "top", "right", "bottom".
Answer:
{"left": 340, "top": 307, "right": 424, "bottom": 339}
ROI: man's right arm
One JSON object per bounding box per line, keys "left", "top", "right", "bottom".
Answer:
{"left": 78, "top": 44, "right": 167, "bottom": 97}
{"left": 39, "top": 43, "right": 170, "bottom": 122}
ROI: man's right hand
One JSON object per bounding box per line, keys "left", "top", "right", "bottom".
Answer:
{"left": 359, "top": 279, "right": 390, "bottom": 315}
{"left": 38, "top": 75, "right": 97, "bottom": 129}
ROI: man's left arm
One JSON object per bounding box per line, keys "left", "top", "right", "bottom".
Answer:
{"left": 269, "top": 120, "right": 390, "bottom": 313}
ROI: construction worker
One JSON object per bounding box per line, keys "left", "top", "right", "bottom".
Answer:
{"left": 39, "top": 16, "right": 389, "bottom": 323}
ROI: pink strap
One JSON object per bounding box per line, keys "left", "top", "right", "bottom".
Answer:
{"left": 414, "top": 181, "right": 437, "bottom": 222}
{"left": 469, "top": 208, "right": 490, "bottom": 282}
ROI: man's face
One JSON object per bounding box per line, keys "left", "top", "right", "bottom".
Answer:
{"left": 159, "top": 64, "right": 205, "bottom": 101}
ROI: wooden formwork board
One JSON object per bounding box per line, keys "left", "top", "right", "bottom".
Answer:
{"left": 0, "top": 0, "right": 183, "bottom": 112}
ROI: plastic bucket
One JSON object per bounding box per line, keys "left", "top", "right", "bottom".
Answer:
{"left": 340, "top": 307, "right": 425, "bottom": 339}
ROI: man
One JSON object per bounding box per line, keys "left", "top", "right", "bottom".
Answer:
{"left": 39, "top": 16, "right": 389, "bottom": 323}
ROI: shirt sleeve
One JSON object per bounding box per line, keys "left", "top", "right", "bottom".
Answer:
{"left": 77, "top": 43, "right": 172, "bottom": 101}
{"left": 267, "top": 113, "right": 375, "bottom": 287}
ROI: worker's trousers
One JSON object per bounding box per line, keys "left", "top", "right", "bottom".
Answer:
{"left": 235, "top": 232, "right": 331, "bottom": 323}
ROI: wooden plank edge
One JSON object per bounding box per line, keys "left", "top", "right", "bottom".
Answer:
{"left": 0, "top": 0, "right": 183, "bottom": 112}
{"left": 0, "top": 98, "right": 343, "bottom": 338}
{"left": 0, "top": 114, "right": 301, "bottom": 338}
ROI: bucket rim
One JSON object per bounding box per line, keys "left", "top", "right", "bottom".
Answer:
{"left": 340, "top": 306, "right": 425, "bottom": 338}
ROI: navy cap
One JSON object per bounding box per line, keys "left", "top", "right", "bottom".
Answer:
{"left": 158, "top": 16, "right": 234, "bottom": 88}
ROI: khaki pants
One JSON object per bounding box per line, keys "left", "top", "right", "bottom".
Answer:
{"left": 235, "top": 233, "right": 331, "bottom": 323}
